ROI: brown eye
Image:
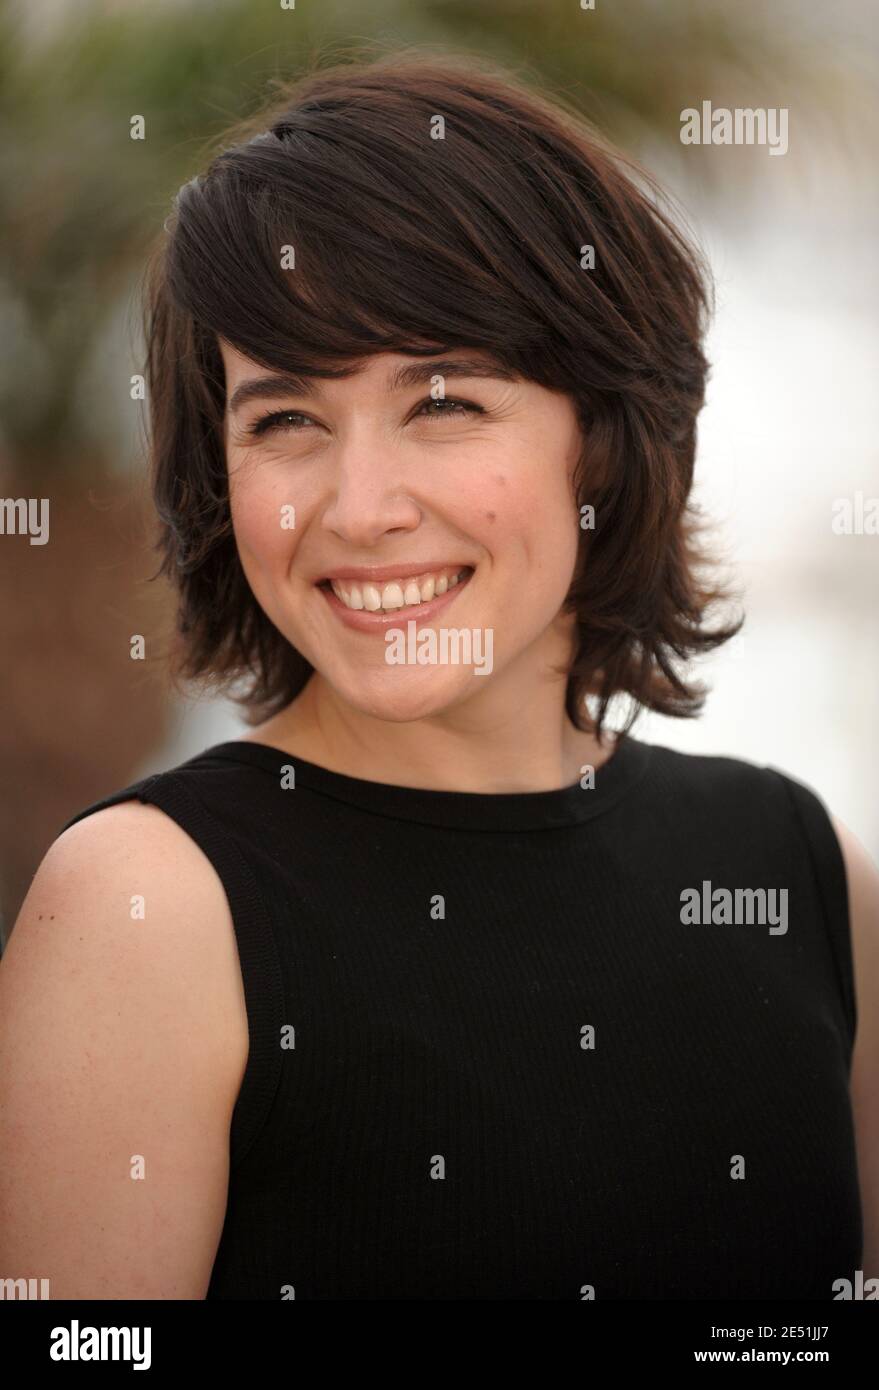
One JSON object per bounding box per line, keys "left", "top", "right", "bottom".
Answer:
{"left": 248, "top": 410, "right": 314, "bottom": 436}
{"left": 416, "top": 397, "right": 483, "bottom": 420}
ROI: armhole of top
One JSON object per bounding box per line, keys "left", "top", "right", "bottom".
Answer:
{"left": 60, "top": 772, "right": 285, "bottom": 1171}
{"left": 766, "top": 765, "right": 857, "bottom": 1057}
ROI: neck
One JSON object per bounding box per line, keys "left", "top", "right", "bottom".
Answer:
{"left": 247, "top": 636, "right": 614, "bottom": 795}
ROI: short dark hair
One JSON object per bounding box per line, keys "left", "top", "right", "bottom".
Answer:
{"left": 144, "top": 48, "right": 740, "bottom": 736}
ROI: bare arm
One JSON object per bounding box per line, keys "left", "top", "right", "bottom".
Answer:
{"left": 0, "top": 801, "right": 249, "bottom": 1299}
{"left": 833, "top": 815, "right": 879, "bottom": 1282}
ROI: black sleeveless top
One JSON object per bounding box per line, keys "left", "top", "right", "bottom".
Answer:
{"left": 60, "top": 734, "right": 861, "bottom": 1299}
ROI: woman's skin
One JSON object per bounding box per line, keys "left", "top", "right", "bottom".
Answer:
{"left": 0, "top": 346, "right": 877, "bottom": 1298}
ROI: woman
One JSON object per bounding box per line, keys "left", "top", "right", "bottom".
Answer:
{"left": 1, "top": 51, "right": 877, "bottom": 1301}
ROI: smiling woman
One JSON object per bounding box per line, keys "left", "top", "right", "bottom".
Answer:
{"left": 1, "top": 49, "right": 878, "bottom": 1304}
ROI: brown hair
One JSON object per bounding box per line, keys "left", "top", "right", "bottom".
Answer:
{"left": 144, "top": 48, "right": 741, "bottom": 735}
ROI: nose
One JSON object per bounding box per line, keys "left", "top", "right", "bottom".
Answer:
{"left": 320, "top": 430, "right": 423, "bottom": 547}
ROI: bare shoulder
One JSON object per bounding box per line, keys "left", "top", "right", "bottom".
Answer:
{"left": 4, "top": 799, "right": 247, "bottom": 1049}
{"left": 831, "top": 816, "right": 879, "bottom": 1280}
{"left": 0, "top": 799, "right": 248, "bottom": 1298}
{"left": 832, "top": 816, "right": 879, "bottom": 1014}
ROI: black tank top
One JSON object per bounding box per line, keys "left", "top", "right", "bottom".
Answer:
{"left": 60, "top": 734, "right": 861, "bottom": 1299}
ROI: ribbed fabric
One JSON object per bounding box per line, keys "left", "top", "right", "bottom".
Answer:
{"left": 60, "top": 733, "right": 862, "bottom": 1299}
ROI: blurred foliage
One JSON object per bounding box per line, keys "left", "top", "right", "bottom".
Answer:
{"left": 0, "top": 0, "right": 867, "bottom": 479}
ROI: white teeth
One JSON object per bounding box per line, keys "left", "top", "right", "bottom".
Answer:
{"left": 381, "top": 583, "right": 405, "bottom": 610}
{"left": 328, "top": 566, "right": 470, "bottom": 612}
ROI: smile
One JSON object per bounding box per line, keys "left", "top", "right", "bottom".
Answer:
{"left": 317, "top": 565, "right": 475, "bottom": 632}
{"left": 324, "top": 565, "right": 472, "bottom": 613}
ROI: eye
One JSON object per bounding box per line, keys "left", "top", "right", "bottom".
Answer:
{"left": 244, "top": 395, "right": 485, "bottom": 438}
{"left": 246, "top": 409, "right": 315, "bottom": 437}
{"left": 415, "top": 396, "right": 484, "bottom": 422}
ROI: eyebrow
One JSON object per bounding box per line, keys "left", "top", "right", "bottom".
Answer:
{"left": 226, "top": 357, "right": 520, "bottom": 416}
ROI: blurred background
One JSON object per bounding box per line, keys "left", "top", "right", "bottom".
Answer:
{"left": 1, "top": 0, "right": 877, "bottom": 945}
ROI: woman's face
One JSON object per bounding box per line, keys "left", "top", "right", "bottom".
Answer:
{"left": 221, "top": 341, "right": 584, "bottom": 723}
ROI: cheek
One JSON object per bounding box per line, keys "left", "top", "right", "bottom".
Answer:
{"left": 228, "top": 466, "right": 298, "bottom": 578}
{"left": 478, "top": 463, "right": 578, "bottom": 566}
{"left": 482, "top": 456, "right": 580, "bottom": 613}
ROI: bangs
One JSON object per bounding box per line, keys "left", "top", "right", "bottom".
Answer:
{"left": 165, "top": 116, "right": 559, "bottom": 394}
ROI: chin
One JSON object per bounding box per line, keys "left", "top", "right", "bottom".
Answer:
{"left": 329, "top": 667, "right": 482, "bottom": 724}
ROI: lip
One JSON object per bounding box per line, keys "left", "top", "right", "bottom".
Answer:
{"left": 319, "top": 567, "right": 474, "bottom": 633}
{"left": 313, "top": 561, "right": 473, "bottom": 585}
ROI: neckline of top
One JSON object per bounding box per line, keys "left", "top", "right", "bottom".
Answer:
{"left": 194, "top": 732, "right": 654, "bottom": 833}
